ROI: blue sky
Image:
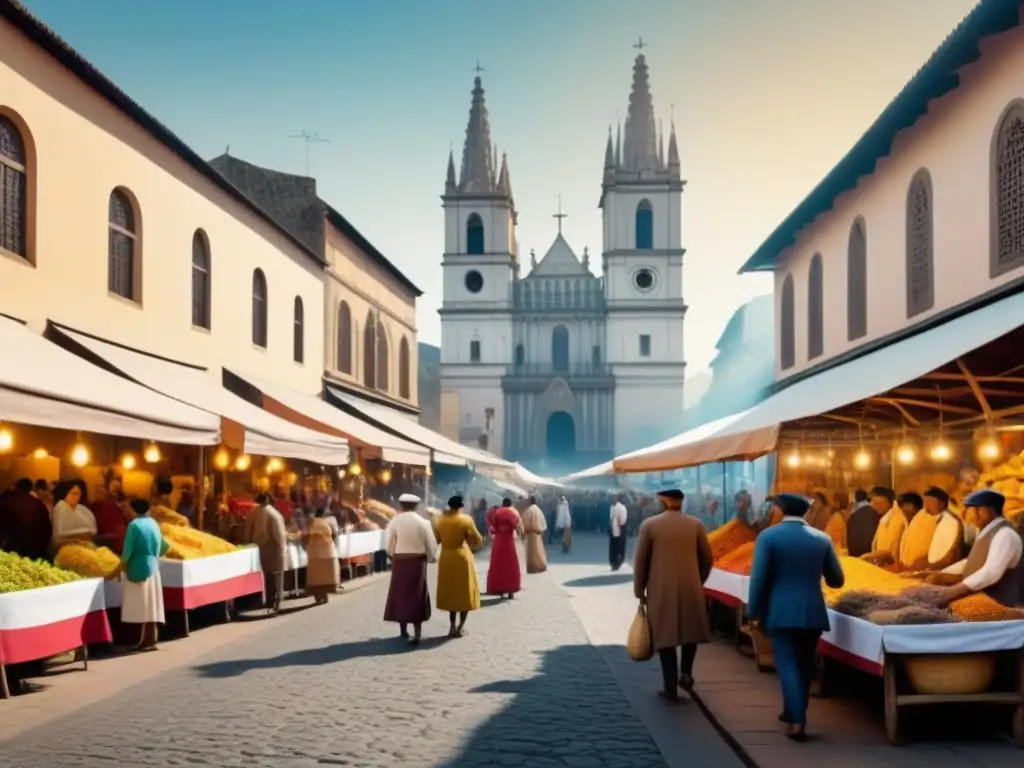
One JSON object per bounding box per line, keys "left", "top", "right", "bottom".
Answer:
{"left": 22, "top": 0, "right": 977, "bottom": 373}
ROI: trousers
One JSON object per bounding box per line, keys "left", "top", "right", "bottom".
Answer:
{"left": 657, "top": 644, "right": 697, "bottom": 694}
{"left": 609, "top": 535, "right": 627, "bottom": 569}
{"left": 770, "top": 628, "right": 821, "bottom": 725}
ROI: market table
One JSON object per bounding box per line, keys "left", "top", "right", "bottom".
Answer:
{"left": 703, "top": 566, "right": 1024, "bottom": 744}
{"left": 0, "top": 579, "right": 113, "bottom": 698}
{"left": 284, "top": 541, "right": 308, "bottom": 598}
{"left": 159, "top": 549, "right": 264, "bottom": 635}
{"left": 335, "top": 530, "right": 386, "bottom": 578}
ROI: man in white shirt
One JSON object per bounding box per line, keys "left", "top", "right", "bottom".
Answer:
{"left": 555, "top": 496, "right": 573, "bottom": 553}
{"left": 609, "top": 495, "right": 629, "bottom": 571}
{"left": 383, "top": 493, "right": 439, "bottom": 645}
{"left": 939, "top": 489, "right": 1023, "bottom": 608}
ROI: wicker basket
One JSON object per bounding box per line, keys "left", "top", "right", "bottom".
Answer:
{"left": 904, "top": 654, "right": 996, "bottom": 695}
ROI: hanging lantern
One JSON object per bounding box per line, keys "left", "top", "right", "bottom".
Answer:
{"left": 143, "top": 442, "right": 162, "bottom": 463}
{"left": 0, "top": 426, "right": 13, "bottom": 453}
{"left": 853, "top": 448, "right": 872, "bottom": 471}
{"left": 234, "top": 454, "right": 252, "bottom": 471}
{"left": 895, "top": 442, "right": 918, "bottom": 466}
{"left": 213, "top": 447, "right": 230, "bottom": 470}
{"left": 70, "top": 442, "right": 90, "bottom": 468}
{"left": 121, "top": 453, "right": 137, "bottom": 471}
{"left": 32, "top": 447, "right": 48, "bottom": 459}
{"left": 928, "top": 439, "right": 954, "bottom": 463}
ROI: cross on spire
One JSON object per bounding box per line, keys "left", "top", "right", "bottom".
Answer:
{"left": 552, "top": 196, "right": 568, "bottom": 234}
{"left": 633, "top": 37, "right": 648, "bottom": 53}
{"left": 473, "top": 61, "right": 485, "bottom": 77}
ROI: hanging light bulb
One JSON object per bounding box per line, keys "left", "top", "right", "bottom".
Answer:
{"left": 348, "top": 461, "right": 362, "bottom": 476}
{"left": 977, "top": 437, "right": 1002, "bottom": 462}
{"left": 266, "top": 457, "right": 283, "bottom": 473}
{"left": 425, "top": 465, "right": 433, "bottom": 477}
{"left": 234, "top": 454, "right": 251, "bottom": 471}
{"left": 213, "top": 447, "right": 230, "bottom": 470}
{"left": 337, "top": 466, "right": 347, "bottom": 478}
{"left": 32, "top": 447, "right": 48, "bottom": 459}
{"left": 121, "top": 453, "right": 137, "bottom": 471}
{"left": 895, "top": 443, "right": 918, "bottom": 466}
{"left": 853, "top": 448, "right": 872, "bottom": 471}
{"left": 380, "top": 467, "right": 392, "bottom": 484}
{"left": 928, "top": 440, "right": 953, "bottom": 463}
{"left": 0, "top": 426, "right": 13, "bottom": 453}
{"left": 785, "top": 451, "right": 801, "bottom": 469}
{"left": 143, "top": 442, "right": 162, "bottom": 463}
{"left": 70, "top": 442, "right": 90, "bottom": 468}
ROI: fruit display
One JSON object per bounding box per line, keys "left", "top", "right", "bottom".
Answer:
{"left": 55, "top": 542, "right": 120, "bottom": 578}
{"left": 160, "top": 523, "right": 237, "bottom": 560}
{"left": 715, "top": 540, "right": 755, "bottom": 575}
{"left": 151, "top": 504, "right": 190, "bottom": 527}
{"left": 822, "top": 557, "right": 924, "bottom": 605}
{"left": 0, "top": 550, "right": 82, "bottom": 593}
{"left": 707, "top": 518, "right": 757, "bottom": 560}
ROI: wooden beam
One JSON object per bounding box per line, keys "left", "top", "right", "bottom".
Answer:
{"left": 956, "top": 358, "right": 993, "bottom": 418}
{"left": 868, "top": 396, "right": 977, "bottom": 415}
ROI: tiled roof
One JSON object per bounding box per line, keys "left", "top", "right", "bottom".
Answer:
{"left": 0, "top": 0, "right": 325, "bottom": 267}
{"left": 741, "top": 0, "right": 1020, "bottom": 273}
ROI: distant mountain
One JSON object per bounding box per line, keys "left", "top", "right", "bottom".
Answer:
{"left": 418, "top": 342, "right": 441, "bottom": 431}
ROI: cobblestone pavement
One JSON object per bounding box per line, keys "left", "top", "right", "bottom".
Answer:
{"left": 1, "top": 546, "right": 673, "bottom": 768}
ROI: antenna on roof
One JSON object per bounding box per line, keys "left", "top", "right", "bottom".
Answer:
{"left": 290, "top": 131, "right": 330, "bottom": 176}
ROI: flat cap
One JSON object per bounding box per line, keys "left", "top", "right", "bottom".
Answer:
{"left": 963, "top": 489, "right": 1005, "bottom": 513}
{"left": 398, "top": 493, "right": 421, "bottom": 504}
{"left": 774, "top": 493, "right": 810, "bottom": 517}
{"left": 656, "top": 488, "right": 685, "bottom": 501}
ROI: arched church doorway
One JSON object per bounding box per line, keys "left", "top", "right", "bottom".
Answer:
{"left": 546, "top": 411, "right": 576, "bottom": 459}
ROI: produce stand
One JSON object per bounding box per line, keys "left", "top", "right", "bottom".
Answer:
{"left": 284, "top": 541, "right": 308, "bottom": 598}
{"left": 0, "top": 579, "right": 113, "bottom": 698}
{"left": 158, "top": 549, "right": 264, "bottom": 635}
{"left": 336, "top": 531, "right": 386, "bottom": 579}
{"left": 704, "top": 567, "right": 1024, "bottom": 745}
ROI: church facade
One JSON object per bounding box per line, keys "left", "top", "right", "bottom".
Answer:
{"left": 439, "top": 50, "right": 686, "bottom": 472}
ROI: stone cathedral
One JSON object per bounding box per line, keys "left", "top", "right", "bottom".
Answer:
{"left": 439, "top": 48, "right": 687, "bottom": 474}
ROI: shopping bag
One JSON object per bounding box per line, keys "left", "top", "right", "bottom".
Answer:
{"left": 626, "top": 603, "right": 654, "bottom": 662}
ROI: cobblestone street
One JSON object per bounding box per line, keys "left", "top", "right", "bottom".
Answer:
{"left": 0, "top": 536, "right": 731, "bottom": 768}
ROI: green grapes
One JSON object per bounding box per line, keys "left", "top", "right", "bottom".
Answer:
{"left": 0, "top": 550, "right": 82, "bottom": 594}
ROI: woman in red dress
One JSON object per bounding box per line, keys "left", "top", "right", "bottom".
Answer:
{"left": 486, "top": 498, "right": 523, "bottom": 599}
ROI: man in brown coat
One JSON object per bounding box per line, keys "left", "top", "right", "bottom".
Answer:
{"left": 633, "top": 488, "right": 713, "bottom": 702}
{"left": 245, "top": 492, "right": 288, "bottom": 614}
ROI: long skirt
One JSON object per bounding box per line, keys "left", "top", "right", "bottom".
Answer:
{"left": 436, "top": 547, "right": 481, "bottom": 612}
{"left": 306, "top": 555, "right": 340, "bottom": 599}
{"left": 524, "top": 532, "right": 548, "bottom": 573}
{"left": 486, "top": 533, "right": 521, "bottom": 595}
{"left": 384, "top": 555, "right": 431, "bottom": 624}
{"left": 121, "top": 570, "right": 165, "bottom": 625}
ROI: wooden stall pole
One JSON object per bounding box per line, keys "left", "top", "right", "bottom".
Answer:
{"left": 196, "top": 446, "right": 205, "bottom": 531}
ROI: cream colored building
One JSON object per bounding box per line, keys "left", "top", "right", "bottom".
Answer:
{"left": 209, "top": 156, "right": 422, "bottom": 416}
{"left": 742, "top": 1, "right": 1024, "bottom": 385}
{"left": 0, "top": 2, "right": 326, "bottom": 394}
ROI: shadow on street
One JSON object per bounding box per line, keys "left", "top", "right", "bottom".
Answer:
{"left": 192, "top": 635, "right": 448, "bottom": 678}
{"left": 562, "top": 573, "right": 634, "bottom": 588}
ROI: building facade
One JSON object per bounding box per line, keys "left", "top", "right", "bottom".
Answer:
{"left": 743, "top": 1, "right": 1024, "bottom": 386}
{"left": 439, "top": 51, "right": 687, "bottom": 471}
{"left": 0, "top": 2, "right": 325, "bottom": 394}
{"left": 207, "top": 156, "right": 422, "bottom": 415}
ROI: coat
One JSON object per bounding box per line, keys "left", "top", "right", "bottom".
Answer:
{"left": 245, "top": 504, "right": 287, "bottom": 575}
{"left": 434, "top": 512, "right": 484, "bottom": 612}
{"left": 632, "top": 510, "right": 713, "bottom": 649}
{"left": 747, "top": 518, "right": 845, "bottom": 632}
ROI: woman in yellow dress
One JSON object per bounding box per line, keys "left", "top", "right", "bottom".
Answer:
{"left": 434, "top": 495, "right": 484, "bottom": 638}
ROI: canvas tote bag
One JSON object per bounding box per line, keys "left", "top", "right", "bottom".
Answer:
{"left": 626, "top": 602, "right": 654, "bottom": 661}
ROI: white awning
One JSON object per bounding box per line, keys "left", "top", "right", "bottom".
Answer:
{"left": 233, "top": 372, "right": 429, "bottom": 467}
{"left": 326, "top": 386, "right": 512, "bottom": 468}
{"left": 0, "top": 317, "right": 219, "bottom": 445}
{"left": 53, "top": 327, "right": 349, "bottom": 466}
{"left": 615, "top": 291, "right": 1024, "bottom": 473}
{"left": 564, "top": 461, "right": 614, "bottom": 480}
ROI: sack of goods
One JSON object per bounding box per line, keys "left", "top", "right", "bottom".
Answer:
{"left": 627, "top": 603, "right": 654, "bottom": 662}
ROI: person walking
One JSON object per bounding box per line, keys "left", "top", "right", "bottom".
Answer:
{"left": 383, "top": 493, "right": 438, "bottom": 645}
{"left": 520, "top": 495, "right": 548, "bottom": 573}
{"left": 106, "top": 499, "right": 169, "bottom": 652}
{"left": 435, "top": 495, "right": 484, "bottom": 638}
{"left": 609, "top": 494, "right": 629, "bottom": 571}
{"left": 305, "top": 508, "right": 340, "bottom": 605}
{"left": 633, "top": 489, "right": 713, "bottom": 702}
{"left": 555, "top": 496, "right": 573, "bottom": 553}
{"left": 747, "top": 493, "right": 845, "bottom": 741}
{"left": 486, "top": 498, "right": 523, "bottom": 599}
{"left": 245, "top": 492, "right": 288, "bottom": 614}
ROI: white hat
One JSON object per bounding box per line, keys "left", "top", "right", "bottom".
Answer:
{"left": 398, "top": 493, "right": 421, "bottom": 504}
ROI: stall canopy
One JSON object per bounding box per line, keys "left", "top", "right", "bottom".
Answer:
{"left": 231, "top": 372, "right": 429, "bottom": 467}
{"left": 51, "top": 326, "right": 350, "bottom": 466}
{"left": 0, "top": 317, "right": 220, "bottom": 444}
{"left": 614, "top": 291, "right": 1024, "bottom": 473}
{"left": 325, "top": 386, "right": 512, "bottom": 468}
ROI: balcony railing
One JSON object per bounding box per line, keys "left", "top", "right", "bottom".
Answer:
{"left": 505, "top": 362, "right": 611, "bottom": 378}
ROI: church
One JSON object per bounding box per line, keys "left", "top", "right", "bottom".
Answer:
{"left": 439, "top": 47, "right": 687, "bottom": 474}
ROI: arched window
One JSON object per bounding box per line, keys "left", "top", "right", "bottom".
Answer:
{"left": 337, "top": 300, "right": 352, "bottom": 374}
{"left": 906, "top": 171, "right": 934, "bottom": 318}
{"left": 515, "top": 343, "right": 525, "bottom": 367}
{"left": 552, "top": 325, "right": 569, "bottom": 373}
{"left": 191, "top": 230, "right": 210, "bottom": 329}
{"left": 376, "top": 323, "right": 389, "bottom": 392}
{"left": 0, "top": 115, "right": 28, "bottom": 260}
{"left": 847, "top": 220, "right": 868, "bottom": 340}
{"left": 635, "top": 199, "right": 653, "bottom": 250}
{"left": 292, "top": 296, "right": 304, "bottom": 364}
{"left": 808, "top": 254, "right": 824, "bottom": 360}
{"left": 398, "top": 336, "right": 411, "bottom": 399}
{"left": 363, "top": 312, "right": 377, "bottom": 387}
{"left": 108, "top": 189, "right": 138, "bottom": 300}
{"left": 780, "top": 274, "right": 795, "bottom": 370}
{"left": 466, "top": 213, "right": 484, "bottom": 255}
{"left": 251, "top": 269, "right": 268, "bottom": 347}
{"left": 993, "top": 102, "right": 1024, "bottom": 276}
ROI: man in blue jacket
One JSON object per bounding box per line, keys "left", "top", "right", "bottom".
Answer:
{"left": 747, "top": 494, "right": 845, "bottom": 740}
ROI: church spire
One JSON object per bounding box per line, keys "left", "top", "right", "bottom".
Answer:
{"left": 458, "top": 71, "right": 497, "bottom": 195}
{"left": 622, "top": 38, "right": 659, "bottom": 172}
{"left": 615, "top": 121, "right": 622, "bottom": 167}
{"left": 445, "top": 148, "right": 457, "bottom": 194}
{"left": 668, "top": 115, "right": 680, "bottom": 180}
{"left": 604, "top": 126, "right": 615, "bottom": 183}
